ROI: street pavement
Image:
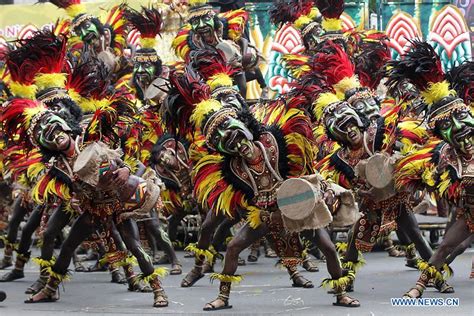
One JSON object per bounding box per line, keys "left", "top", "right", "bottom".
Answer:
{"left": 0, "top": 247, "right": 472, "bottom": 316}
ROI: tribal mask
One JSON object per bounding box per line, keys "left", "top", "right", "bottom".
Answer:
{"left": 434, "top": 105, "right": 474, "bottom": 156}
{"left": 133, "top": 61, "right": 157, "bottom": 94}
{"left": 74, "top": 18, "right": 102, "bottom": 46}
{"left": 189, "top": 13, "right": 216, "bottom": 38}
{"left": 346, "top": 88, "right": 381, "bottom": 121}
{"left": 33, "top": 112, "right": 74, "bottom": 152}
{"left": 209, "top": 116, "right": 255, "bottom": 158}
{"left": 324, "top": 101, "right": 366, "bottom": 148}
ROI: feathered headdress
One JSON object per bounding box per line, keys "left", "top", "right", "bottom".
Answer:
{"left": 312, "top": 42, "right": 359, "bottom": 98}
{"left": 13, "top": 30, "right": 69, "bottom": 103}
{"left": 5, "top": 44, "right": 37, "bottom": 99}
{"left": 220, "top": 9, "right": 249, "bottom": 41}
{"left": 49, "top": 0, "right": 86, "bottom": 19}
{"left": 187, "top": 0, "right": 215, "bottom": 21}
{"left": 353, "top": 41, "right": 391, "bottom": 90}
{"left": 0, "top": 98, "right": 48, "bottom": 149}
{"left": 126, "top": 6, "right": 164, "bottom": 63}
{"left": 189, "top": 48, "right": 237, "bottom": 99}
{"left": 315, "top": 0, "right": 344, "bottom": 40}
{"left": 161, "top": 66, "right": 211, "bottom": 138}
{"left": 385, "top": 40, "right": 466, "bottom": 129}
{"left": 446, "top": 61, "right": 474, "bottom": 107}
{"left": 270, "top": 0, "right": 320, "bottom": 38}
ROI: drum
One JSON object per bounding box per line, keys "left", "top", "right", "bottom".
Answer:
{"left": 277, "top": 175, "right": 332, "bottom": 232}
{"left": 73, "top": 142, "right": 123, "bottom": 186}
{"left": 355, "top": 153, "right": 397, "bottom": 202}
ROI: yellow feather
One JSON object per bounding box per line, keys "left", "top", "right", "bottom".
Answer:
{"left": 322, "top": 17, "right": 343, "bottom": 31}
{"left": 313, "top": 92, "right": 341, "bottom": 121}
{"left": 208, "top": 73, "right": 233, "bottom": 91}
{"left": 34, "top": 73, "right": 67, "bottom": 91}
{"left": 190, "top": 99, "right": 222, "bottom": 128}
{"left": 420, "top": 81, "right": 456, "bottom": 105}
{"left": 65, "top": 4, "right": 86, "bottom": 18}
{"left": 333, "top": 76, "right": 359, "bottom": 95}
{"left": 9, "top": 82, "right": 37, "bottom": 99}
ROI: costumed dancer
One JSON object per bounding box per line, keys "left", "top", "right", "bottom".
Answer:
{"left": 388, "top": 41, "right": 473, "bottom": 298}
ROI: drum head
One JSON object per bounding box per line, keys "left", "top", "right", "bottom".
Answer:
{"left": 277, "top": 178, "right": 319, "bottom": 221}
{"left": 73, "top": 143, "right": 100, "bottom": 175}
{"left": 365, "top": 154, "right": 394, "bottom": 189}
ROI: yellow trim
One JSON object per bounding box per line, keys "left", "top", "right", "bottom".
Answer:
{"left": 335, "top": 242, "right": 347, "bottom": 255}
{"left": 46, "top": 266, "right": 70, "bottom": 281}
{"left": 141, "top": 267, "right": 169, "bottom": 283}
{"left": 342, "top": 257, "right": 366, "bottom": 273}
{"left": 209, "top": 273, "right": 243, "bottom": 284}
{"left": 32, "top": 257, "right": 56, "bottom": 268}
{"left": 321, "top": 270, "right": 355, "bottom": 289}
{"left": 184, "top": 243, "right": 214, "bottom": 262}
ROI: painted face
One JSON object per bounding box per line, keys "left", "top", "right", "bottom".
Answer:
{"left": 133, "top": 61, "right": 156, "bottom": 91}
{"left": 33, "top": 112, "right": 73, "bottom": 152}
{"left": 216, "top": 92, "right": 243, "bottom": 110}
{"left": 75, "top": 20, "right": 99, "bottom": 45}
{"left": 324, "top": 102, "right": 365, "bottom": 148}
{"left": 189, "top": 13, "right": 215, "bottom": 37}
{"left": 350, "top": 96, "right": 381, "bottom": 121}
{"left": 155, "top": 147, "right": 179, "bottom": 170}
{"left": 304, "top": 25, "right": 323, "bottom": 52}
{"left": 435, "top": 107, "right": 474, "bottom": 156}
{"left": 209, "top": 117, "right": 254, "bottom": 157}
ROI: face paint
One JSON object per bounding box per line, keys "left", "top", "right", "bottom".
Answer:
{"left": 34, "top": 112, "right": 73, "bottom": 152}
{"left": 189, "top": 13, "right": 215, "bottom": 37}
{"left": 76, "top": 20, "right": 99, "bottom": 44}
{"left": 209, "top": 117, "right": 254, "bottom": 157}
{"left": 350, "top": 97, "right": 380, "bottom": 121}
{"left": 324, "top": 102, "right": 365, "bottom": 148}
{"left": 436, "top": 108, "right": 474, "bottom": 156}
{"left": 133, "top": 61, "right": 156, "bottom": 91}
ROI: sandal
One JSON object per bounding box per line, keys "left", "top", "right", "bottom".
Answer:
{"left": 111, "top": 270, "right": 127, "bottom": 284}
{"left": 264, "top": 248, "right": 277, "bottom": 258}
{"left": 434, "top": 280, "right": 455, "bottom": 293}
{"left": 25, "top": 278, "right": 47, "bottom": 294}
{"left": 170, "top": 263, "right": 182, "bottom": 275}
{"left": 237, "top": 257, "right": 246, "bottom": 266}
{"left": 153, "top": 290, "right": 169, "bottom": 308}
{"left": 291, "top": 274, "right": 314, "bottom": 288}
{"left": 24, "top": 291, "right": 59, "bottom": 303}
{"left": 247, "top": 249, "right": 260, "bottom": 263}
{"left": 403, "top": 287, "right": 422, "bottom": 298}
{"left": 333, "top": 295, "right": 360, "bottom": 307}
{"left": 302, "top": 258, "right": 319, "bottom": 272}
{"left": 128, "top": 279, "right": 152, "bottom": 292}
{"left": 203, "top": 298, "right": 232, "bottom": 311}
{"left": 74, "top": 262, "right": 88, "bottom": 272}
{"left": 181, "top": 268, "right": 205, "bottom": 287}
